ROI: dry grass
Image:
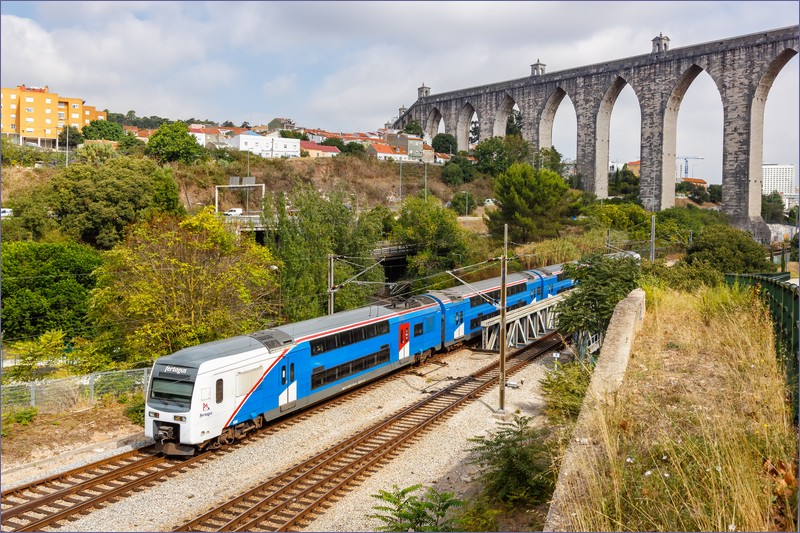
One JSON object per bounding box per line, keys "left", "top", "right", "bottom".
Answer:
{"left": 561, "top": 285, "right": 798, "bottom": 531}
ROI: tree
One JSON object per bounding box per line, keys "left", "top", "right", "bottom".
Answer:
{"left": 320, "top": 137, "right": 346, "bottom": 151}
{"left": 449, "top": 191, "right": 477, "bottom": 216}
{"left": 1, "top": 241, "right": 103, "bottom": 343}
{"left": 392, "top": 196, "right": 470, "bottom": 283}
{"left": 441, "top": 162, "right": 464, "bottom": 185}
{"left": 505, "top": 109, "right": 523, "bottom": 136}
{"left": 485, "top": 162, "right": 570, "bottom": 243}
{"left": 555, "top": 252, "right": 640, "bottom": 340}
{"left": 343, "top": 142, "right": 367, "bottom": 158}
{"left": 683, "top": 225, "right": 775, "bottom": 273}
{"left": 89, "top": 208, "right": 280, "bottom": 366}
{"left": 280, "top": 130, "right": 309, "bottom": 141}
{"left": 473, "top": 135, "right": 531, "bottom": 176}
{"left": 58, "top": 126, "right": 83, "bottom": 149}
{"left": 81, "top": 119, "right": 124, "bottom": 141}
{"left": 533, "top": 146, "right": 566, "bottom": 176}
{"left": 469, "top": 120, "right": 480, "bottom": 145}
{"left": 708, "top": 184, "right": 723, "bottom": 203}
{"left": 221, "top": 120, "right": 235, "bottom": 127}
{"left": 265, "top": 187, "right": 384, "bottom": 322}
{"left": 76, "top": 142, "right": 118, "bottom": 165}
{"left": 48, "top": 156, "right": 184, "bottom": 249}
{"left": 583, "top": 203, "right": 650, "bottom": 240}
{"left": 240, "top": 121, "right": 251, "bottom": 129}
{"left": 402, "top": 120, "right": 423, "bottom": 136}
{"left": 431, "top": 133, "right": 458, "bottom": 155}
{"left": 145, "top": 121, "right": 204, "bottom": 163}
{"left": 762, "top": 191, "right": 786, "bottom": 223}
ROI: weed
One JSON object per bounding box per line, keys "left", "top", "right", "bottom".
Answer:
{"left": 539, "top": 361, "right": 593, "bottom": 424}
{"left": 455, "top": 496, "right": 502, "bottom": 531}
{"left": 370, "top": 484, "right": 463, "bottom": 532}
{"left": 123, "top": 393, "right": 146, "bottom": 426}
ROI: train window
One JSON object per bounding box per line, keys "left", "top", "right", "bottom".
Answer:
{"left": 324, "top": 335, "right": 338, "bottom": 351}
{"left": 311, "top": 339, "right": 325, "bottom": 356}
{"left": 290, "top": 363, "right": 295, "bottom": 382}
{"left": 376, "top": 321, "right": 390, "bottom": 335}
{"left": 352, "top": 327, "right": 365, "bottom": 342}
{"left": 311, "top": 366, "right": 325, "bottom": 389}
{"left": 281, "top": 365, "right": 287, "bottom": 385}
{"left": 338, "top": 330, "right": 353, "bottom": 347}
{"left": 425, "top": 316, "right": 434, "bottom": 331}
{"left": 311, "top": 344, "right": 391, "bottom": 390}
{"left": 215, "top": 379, "right": 223, "bottom": 404}
{"left": 413, "top": 323, "right": 424, "bottom": 336}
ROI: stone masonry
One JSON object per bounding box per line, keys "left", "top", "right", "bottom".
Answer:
{"left": 393, "top": 26, "right": 799, "bottom": 241}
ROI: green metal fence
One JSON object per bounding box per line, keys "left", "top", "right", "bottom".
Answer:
{"left": 724, "top": 272, "right": 799, "bottom": 420}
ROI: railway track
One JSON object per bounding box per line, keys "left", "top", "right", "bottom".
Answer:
{"left": 176, "top": 332, "right": 563, "bottom": 532}
{"left": 0, "top": 355, "right": 447, "bottom": 532}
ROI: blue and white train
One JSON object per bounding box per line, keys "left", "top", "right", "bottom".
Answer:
{"left": 145, "top": 264, "right": 573, "bottom": 455}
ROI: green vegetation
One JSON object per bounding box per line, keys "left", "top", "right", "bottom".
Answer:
{"left": 467, "top": 416, "right": 555, "bottom": 506}
{"left": 1, "top": 241, "right": 103, "bottom": 342}
{"left": 473, "top": 135, "right": 531, "bottom": 176}
{"left": 402, "top": 120, "right": 423, "bottom": 136}
{"left": 145, "top": 121, "right": 204, "bottom": 163}
{"left": 90, "top": 207, "right": 279, "bottom": 365}
{"left": 684, "top": 224, "right": 776, "bottom": 273}
{"left": 539, "top": 361, "right": 593, "bottom": 424}
{"left": 370, "top": 484, "right": 463, "bottom": 532}
{"left": 123, "top": 393, "right": 146, "bottom": 426}
{"left": 485, "top": 162, "right": 570, "bottom": 242}
{"left": 431, "top": 133, "right": 457, "bottom": 155}
{"left": 82, "top": 119, "right": 125, "bottom": 141}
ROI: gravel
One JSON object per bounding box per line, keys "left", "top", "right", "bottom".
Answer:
{"left": 19, "top": 347, "right": 554, "bottom": 532}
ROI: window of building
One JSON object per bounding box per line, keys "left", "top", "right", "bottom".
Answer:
{"left": 45, "top": 129, "right": 51, "bottom": 135}
{"left": 25, "top": 117, "right": 34, "bottom": 123}
{"left": 58, "top": 102, "right": 65, "bottom": 108}
{"left": 10, "top": 104, "right": 16, "bottom": 110}
{"left": 25, "top": 97, "right": 33, "bottom": 103}
{"left": 71, "top": 103, "right": 79, "bottom": 109}
{"left": 45, "top": 108, "right": 51, "bottom": 114}
{"left": 85, "top": 119, "right": 89, "bottom": 124}
{"left": 45, "top": 119, "right": 51, "bottom": 124}
{"left": 26, "top": 107, "right": 34, "bottom": 113}
{"left": 10, "top": 94, "right": 16, "bottom": 99}
{"left": 10, "top": 114, "right": 15, "bottom": 119}
{"left": 45, "top": 98, "right": 51, "bottom": 104}
{"left": 84, "top": 110, "right": 89, "bottom": 115}
{"left": 71, "top": 113, "right": 78, "bottom": 119}
{"left": 25, "top": 127, "right": 33, "bottom": 132}
{"left": 10, "top": 124, "right": 15, "bottom": 130}
{"left": 58, "top": 112, "right": 65, "bottom": 119}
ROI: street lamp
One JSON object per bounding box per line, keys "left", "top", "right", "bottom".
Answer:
{"left": 462, "top": 190, "right": 469, "bottom": 219}
{"left": 269, "top": 265, "right": 281, "bottom": 318}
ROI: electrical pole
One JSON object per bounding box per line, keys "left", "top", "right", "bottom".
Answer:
{"left": 650, "top": 215, "right": 656, "bottom": 262}
{"left": 66, "top": 126, "right": 69, "bottom": 167}
{"left": 499, "top": 223, "right": 508, "bottom": 414}
{"left": 424, "top": 162, "right": 428, "bottom": 201}
{"left": 328, "top": 254, "right": 335, "bottom": 315}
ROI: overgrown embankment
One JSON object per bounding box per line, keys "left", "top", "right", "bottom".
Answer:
{"left": 554, "top": 285, "right": 798, "bottom": 531}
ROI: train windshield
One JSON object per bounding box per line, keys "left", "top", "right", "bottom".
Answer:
{"left": 150, "top": 378, "right": 194, "bottom": 404}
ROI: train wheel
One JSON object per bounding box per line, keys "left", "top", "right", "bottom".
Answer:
{"left": 219, "top": 428, "right": 235, "bottom": 445}
{"left": 254, "top": 415, "right": 264, "bottom": 430}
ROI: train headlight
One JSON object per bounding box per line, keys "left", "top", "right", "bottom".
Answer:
{"left": 149, "top": 411, "right": 159, "bottom": 418}
{"left": 173, "top": 415, "right": 187, "bottom": 422}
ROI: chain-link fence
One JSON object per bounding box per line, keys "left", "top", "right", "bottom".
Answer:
{"left": 1, "top": 368, "right": 151, "bottom": 414}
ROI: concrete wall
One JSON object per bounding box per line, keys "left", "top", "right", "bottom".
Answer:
{"left": 543, "top": 288, "right": 646, "bottom": 532}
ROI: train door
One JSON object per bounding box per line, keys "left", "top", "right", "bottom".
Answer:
{"left": 399, "top": 322, "right": 410, "bottom": 360}
{"left": 278, "top": 352, "right": 297, "bottom": 412}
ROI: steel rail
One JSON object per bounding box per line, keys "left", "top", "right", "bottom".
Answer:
{"left": 175, "top": 332, "right": 562, "bottom": 532}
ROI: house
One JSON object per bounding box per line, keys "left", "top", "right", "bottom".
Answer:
{"left": 267, "top": 117, "right": 296, "bottom": 133}
{"left": 300, "top": 140, "right": 340, "bottom": 158}
{"left": 367, "top": 142, "right": 409, "bottom": 161}
{"left": 434, "top": 152, "right": 452, "bottom": 165}
{"left": 627, "top": 160, "right": 641, "bottom": 177}
{"left": 421, "top": 143, "right": 435, "bottom": 164}
{"left": 681, "top": 177, "right": 708, "bottom": 189}
{"left": 386, "top": 132, "right": 423, "bottom": 161}
{"left": 230, "top": 131, "right": 273, "bottom": 157}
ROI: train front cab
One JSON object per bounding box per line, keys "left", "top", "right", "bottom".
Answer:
{"left": 146, "top": 362, "right": 199, "bottom": 456}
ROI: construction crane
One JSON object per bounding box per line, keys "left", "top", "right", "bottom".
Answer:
{"left": 676, "top": 155, "right": 704, "bottom": 178}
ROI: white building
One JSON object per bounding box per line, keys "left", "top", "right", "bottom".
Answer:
{"left": 230, "top": 131, "right": 273, "bottom": 157}
{"left": 762, "top": 164, "right": 797, "bottom": 195}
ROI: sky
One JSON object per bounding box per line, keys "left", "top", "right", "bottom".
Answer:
{"left": 2, "top": 1, "right": 798, "bottom": 184}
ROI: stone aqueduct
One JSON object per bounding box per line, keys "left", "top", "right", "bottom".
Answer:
{"left": 392, "top": 26, "right": 799, "bottom": 239}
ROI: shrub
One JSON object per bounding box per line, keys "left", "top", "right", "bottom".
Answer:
{"left": 123, "top": 393, "right": 146, "bottom": 426}
{"left": 370, "top": 484, "right": 463, "bottom": 532}
{"left": 467, "top": 415, "right": 555, "bottom": 505}
{"left": 539, "top": 361, "right": 593, "bottom": 424}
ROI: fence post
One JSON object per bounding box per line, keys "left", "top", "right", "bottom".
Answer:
{"left": 143, "top": 368, "right": 148, "bottom": 394}
{"left": 89, "top": 373, "right": 95, "bottom": 405}
{"left": 30, "top": 383, "right": 35, "bottom": 408}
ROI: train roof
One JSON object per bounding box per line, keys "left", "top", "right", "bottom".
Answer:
{"left": 427, "top": 271, "right": 535, "bottom": 303}
{"left": 530, "top": 263, "right": 565, "bottom": 276}
{"left": 270, "top": 294, "right": 439, "bottom": 343}
{"left": 156, "top": 335, "right": 265, "bottom": 368}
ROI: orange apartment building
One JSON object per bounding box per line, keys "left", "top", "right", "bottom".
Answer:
{"left": 1, "top": 84, "right": 107, "bottom": 149}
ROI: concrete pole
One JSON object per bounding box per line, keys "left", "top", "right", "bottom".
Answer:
{"left": 328, "top": 254, "right": 335, "bottom": 315}
{"left": 499, "top": 224, "right": 508, "bottom": 413}
{"left": 650, "top": 215, "right": 656, "bottom": 262}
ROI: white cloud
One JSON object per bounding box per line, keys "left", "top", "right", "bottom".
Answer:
{"left": 262, "top": 74, "right": 297, "bottom": 97}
